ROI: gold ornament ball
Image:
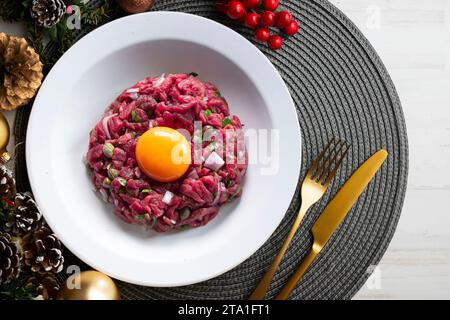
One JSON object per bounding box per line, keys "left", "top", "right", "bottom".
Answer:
{"left": 116, "top": 0, "right": 155, "bottom": 14}
{"left": 0, "top": 112, "right": 10, "bottom": 163}
{"left": 57, "top": 271, "right": 121, "bottom": 300}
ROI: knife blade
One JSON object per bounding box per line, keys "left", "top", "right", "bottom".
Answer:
{"left": 275, "top": 149, "right": 388, "bottom": 299}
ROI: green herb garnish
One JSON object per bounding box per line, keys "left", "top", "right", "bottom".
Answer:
{"left": 204, "top": 109, "right": 212, "bottom": 117}
{"left": 102, "top": 177, "right": 111, "bottom": 188}
{"left": 103, "top": 143, "right": 114, "bottom": 158}
{"left": 131, "top": 110, "right": 136, "bottom": 121}
{"left": 134, "top": 214, "right": 149, "bottom": 222}
{"left": 117, "top": 178, "right": 127, "bottom": 187}
{"left": 215, "top": 90, "right": 221, "bottom": 97}
{"left": 180, "top": 208, "right": 191, "bottom": 220}
{"left": 227, "top": 187, "right": 242, "bottom": 202}
{"left": 107, "top": 165, "right": 119, "bottom": 180}
{"left": 141, "top": 189, "right": 152, "bottom": 194}
{"left": 222, "top": 118, "right": 233, "bottom": 127}
{"left": 189, "top": 72, "right": 198, "bottom": 77}
{"left": 149, "top": 217, "right": 157, "bottom": 228}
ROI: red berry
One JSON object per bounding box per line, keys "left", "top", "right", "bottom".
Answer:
{"left": 227, "top": 1, "right": 246, "bottom": 20}
{"left": 243, "top": 0, "right": 260, "bottom": 9}
{"left": 262, "top": 0, "right": 279, "bottom": 11}
{"left": 260, "top": 11, "right": 275, "bottom": 27}
{"left": 255, "top": 28, "right": 270, "bottom": 42}
{"left": 274, "top": 10, "right": 293, "bottom": 28}
{"left": 268, "top": 35, "right": 283, "bottom": 50}
{"left": 245, "top": 13, "right": 260, "bottom": 29}
{"left": 283, "top": 19, "right": 299, "bottom": 36}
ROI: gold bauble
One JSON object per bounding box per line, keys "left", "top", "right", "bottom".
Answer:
{"left": 57, "top": 271, "right": 121, "bottom": 300}
{"left": 116, "top": 0, "right": 155, "bottom": 14}
{"left": 0, "top": 112, "right": 10, "bottom": 163}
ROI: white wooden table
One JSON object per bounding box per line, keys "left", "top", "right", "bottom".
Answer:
{"left": 1, "top": 0, "right": 449, "bottom": 299}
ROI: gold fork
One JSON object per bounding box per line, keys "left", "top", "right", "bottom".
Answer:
{"left": 249, "top": 138, "right": 351, "bottom": 300}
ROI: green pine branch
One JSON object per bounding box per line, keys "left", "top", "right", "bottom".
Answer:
{"left": 0, "top": 1, "right": 25, "bottom": 22}
{"left": 79, "top": 0, "right": 113, "bottom": 26}
{"left": 0, "top": 199, "right": 14, "bottom": 231}
{"left": 0, "top": 277, "right": 37, "bottom": 300}
{"left": 1, "top": 0, "right": 115, "bottom": 69}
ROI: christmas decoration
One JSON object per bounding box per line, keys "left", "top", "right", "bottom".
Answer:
{"left": 0, "top": 113, "right": 10, "bottom": 163}
{"left": 0, "top": 167, "right": 65, "bottom": 300}
{"left": 0, "top": 277, "right": 38, "bottom": 300}
{"left": 26, "top": 272, "right": 60, "bottom": 300}
{"left": 1, "top": 1, "right": 115, "bottom": 68}
{"left": 0, "top": 1, "right": 122, "bottom": 300}
{"left": 22, "top": 225, "right": 64, "bottom": 274}
{"left": 8, "top": 192, "right": 43, "bottom": 236}
{"left": 116, "top": 0, "right": 155, "bottom": 14}
{"left": 0, "top": 166, "right": 15, "bottom": 200}
{"left": 0, "top": 232, "right": 21, "bottom": 286}
{"left": 0, "top": 33, "right": 44, "bottom": 111}
{"left": 30, "top": 0, "right": 67, "bottom": 28}
{"left": 215, "top": 0, "right": 299, "bottom": 50}
{"left": 0, "top": 198, "right": 14, "bottom": 232}
{"left": 57, "top": 270, "right": 121, "bottom": 300}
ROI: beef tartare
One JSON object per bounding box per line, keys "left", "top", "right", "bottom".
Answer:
{"left": 86, "top": 74, "right": 247, "bottom": 232}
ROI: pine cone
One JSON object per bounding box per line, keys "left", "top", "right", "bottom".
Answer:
{"left": 0, "top": 232, "right": 21, "bottom": 286}
{"left": 26, "top": 272, "right": 60, "bottom": 300}
{"left": 0, "top": 166, "right": 16, "bottom": 200}
{"left": 0, "top": 33, "right": 43, "bottom": 111}
{"left": 7, "top": 192, "right": 43, "bottom": 236}
{"left": 22, "top": 226, "right": 64, "bottom": 274}
{"left": 30, "top": 0, "right": 67, "bottom": 28}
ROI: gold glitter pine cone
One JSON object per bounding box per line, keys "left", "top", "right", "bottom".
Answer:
{"left": 0, "top": 32, "right": 43, "bottom": 111}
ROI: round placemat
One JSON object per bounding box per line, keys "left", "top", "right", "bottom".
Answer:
{"left": 14, "top": 0, "right": 408, "bottom": 299}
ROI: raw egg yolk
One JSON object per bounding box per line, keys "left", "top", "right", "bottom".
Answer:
{"left": 135, "top": 127, "right": 191, "bottom": 182}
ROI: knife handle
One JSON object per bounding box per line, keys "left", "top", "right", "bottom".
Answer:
{"left": 275, "top": 248, "right": 319, "bottom": 300}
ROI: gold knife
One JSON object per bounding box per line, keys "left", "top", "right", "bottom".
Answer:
{"left": 275, "top": 149, "right": 388, "bottom": 300}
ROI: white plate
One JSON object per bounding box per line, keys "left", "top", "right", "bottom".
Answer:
{"left": 27, "top": 12, "right": 301, "bottom": 287}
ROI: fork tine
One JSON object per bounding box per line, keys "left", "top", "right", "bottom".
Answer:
{"left": 311, "top": 138, "right": 344, "bottom": 181}
{"left": 315, "top": 140, "right": 346, "bottom": 182}
{"left": 307, "top": 138, "right": 338, "bottom": 177}
{"left": 321, "top": 143, "right": 351, "bottom": 186}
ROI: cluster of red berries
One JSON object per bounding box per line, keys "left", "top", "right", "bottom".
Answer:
{"left": 215, "top": 0, "right": 299, "bottom": 50}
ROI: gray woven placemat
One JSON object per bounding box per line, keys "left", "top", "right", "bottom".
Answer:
{"left": 14, "top": 0, "right": 408, "bottom": 300}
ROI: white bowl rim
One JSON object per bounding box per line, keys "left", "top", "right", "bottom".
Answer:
{"left": 26, "top": 11, "right": 301, "bottom": 287}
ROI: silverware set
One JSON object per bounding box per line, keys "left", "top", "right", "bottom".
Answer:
{"left": 249, "top": 138, "right": 388, "bottom": 300}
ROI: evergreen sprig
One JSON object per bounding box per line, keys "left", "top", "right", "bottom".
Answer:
{"left": 76, "top": 0, "right": 114, "bottom": 26}
{"left": 0, "top": 1, "right": 25, "bottom": 22}
{"left": 0, "top": 198, "right": 14, "bottom": 231}
{"left": 0, "top": 277, "right": 37, "bottom": 300}
{"left": 1, "top": 0, "right": 114, "bottom": 70}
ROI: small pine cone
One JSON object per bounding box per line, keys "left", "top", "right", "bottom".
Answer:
{"left": 9, "top": 192, "right": 43, "bottom": 236}
{"left": 30, "top": 0, "right": 67, "bottom": 28}
{"left": 26, "top": 272, "right": 60, "bottom": 300}
{"left": 0, "top": 232, "right": 21, "bottom": 286}
{"left": 0, "top": 166, "right": 16, "bottom": 200}
{"left": 22, "top": 226, "right": 64, "bottom": 274}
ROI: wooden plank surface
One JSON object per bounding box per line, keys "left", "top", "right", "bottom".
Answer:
{"left": 329, "top": 0, "right": 450, "bottom": 300}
